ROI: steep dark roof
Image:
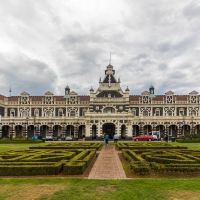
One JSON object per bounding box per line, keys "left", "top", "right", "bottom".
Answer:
{"left": 96, "top": 90, "right": 122, "bottom": 97}
{"left": 102, "top": 75, "right": 117, "bottom": 83}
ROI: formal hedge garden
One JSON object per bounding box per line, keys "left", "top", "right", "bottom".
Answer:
{"left": 0, "top": 142, "right": 102, "bottom": 176}
{"left": 117, "top": 142, "right": 200, "bottom": 175}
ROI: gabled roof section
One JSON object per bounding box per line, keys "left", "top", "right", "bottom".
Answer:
{"left": 165, "top": 91, "right": 174, "bottom": 95}
{"left": 141, "top": 91, "right": 150, "bottom": 95}
{"left": 70, "top": 91, "right": 77, "bottom": 96}
{"left": 189, "top": 90, "right": 198, "bottom": 95}
{"left": 20, "top": 91, "right": 30, "bottom": 96}
{"left": 45, "top": 91, "right": 53, "bottom": 95}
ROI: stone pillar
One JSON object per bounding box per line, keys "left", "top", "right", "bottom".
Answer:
{"left": 165, "top": 122, "right": 170, "bottom": 136}
{"left": 23, "top": 123, "right": 26, "bottom": 138}
{"left": 117, "top": 121, "right": 120, "bottom": 135}
{"left": 35, "top": 123, "right": 40, "bottom": 135}
{"left": 0, "top": 125, "right": 2, "bottom": 138}
{"left": 48, "top": 124, "right": 52, "bottom": 135}
{"left": 85, "top": 122, "right": 90, "bottom": 139}
{"left": 61, "top": 124, "right": 66, "bottom": 138}
{"left": 127, "top": 123, "right": 132, "bottom": 139}
{"left": 139, "top": 123, "right": 144, "bottom": 135}
{"left": 4, "top": 108, "right": 7, "bottom": 117}
{"left": 153, "top": 123, "right": 156, "bottom": 131}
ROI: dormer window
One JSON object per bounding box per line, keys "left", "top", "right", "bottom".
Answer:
{"left": 189, "top": 91, "right": 198, "bottom": 103}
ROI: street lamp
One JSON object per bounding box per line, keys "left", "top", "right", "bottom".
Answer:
{"left": 181, "top": 114, "right": 185, "bottom": 139}
{"left": 191, "top": 115, "right": 194, "bottom": 138}
{"left": 34, "top": 115, "right": 36, "bottom": 136}
{"left": 26, "top": 117, "right": 28, "bottom": 139}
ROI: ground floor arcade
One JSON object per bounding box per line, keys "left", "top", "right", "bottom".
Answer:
{"left": 0, "top": 120, "right": 199, "bottom": 140}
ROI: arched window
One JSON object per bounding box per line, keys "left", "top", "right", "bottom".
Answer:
{"left": 70, "top": 111, "right": 76, "bottom": 117}
{"left": 190, "top": 110, "right": 196, "bottom": 116}
{"left": 167, "top": 111, "right": 172, "bottom": 116}
{"left": 103, "top": 107, "right": 115, "bottom": 113}
{"left": 46, "top": 111, "right": 52, "bottom": 117}
{"left": 143, "top": 111, "right": 148, "bottom": 116}
{"left": 22, "top": 111, "right": 28, "bottom": 117}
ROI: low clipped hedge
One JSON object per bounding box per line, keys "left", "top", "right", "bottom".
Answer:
{"left": 176, "top": 139, "right": 200, "bottom": 143}
{"left": 130, "top": 161, "right": 150, "bottom": 174}
{"left": 63, "top": 162, "right": 86, "bottom": 175}
{"left": 0, "top": 162, "right": 63, "bottom": 176}
{"left": 0, "top": 147, "right": 97, "bottom": 176}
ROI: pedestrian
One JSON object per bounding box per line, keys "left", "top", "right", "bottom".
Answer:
{"left": 82, "top": 134, "right": 85, "bottom": 142}
{"left": 113, "top": 133, "right": 119, "bottom": 143}
{"left": 102, "top": 133, "right": 106, "bottom": 144}
{"left": 105, "top": 133, "right": 109, "bottom": 146}
{"left": 165, "top": 134, "right": 168, "bottom": 142}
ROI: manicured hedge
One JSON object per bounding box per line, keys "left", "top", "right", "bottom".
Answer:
{"left": 176, "top": 139, "right": 200, "bottom": 143}
{"left": 121, "top": 147, "right": 200, "bottom": 174}
{"left": 0, "top": 147, "right": 97, "bottom": 176}
{"left": 0, "top": 162, "right": 63, "bottom": 176}
{"left": 63, "top": 162, "right": 86, "bottom": 175}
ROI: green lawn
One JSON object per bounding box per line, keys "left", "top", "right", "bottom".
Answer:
{"left": 172, "top": 142, "right": 200, "bottom": 150}
{"left": 0, "top": 178, "right": 200, "bottom": 200}
{"left": 0, "top": 142, "right": 48, "bottom": 152}
{"left": 0, "top": 142, "right": 200, "bottom": 200}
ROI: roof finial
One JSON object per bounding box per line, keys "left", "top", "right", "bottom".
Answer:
{"left": 9, "top": 87, "right": 12, "bottom": 97}
{"left": 109, "top": 51, "right": 111, "bottom": 64}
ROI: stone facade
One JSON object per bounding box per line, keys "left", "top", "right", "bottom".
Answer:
{"left": 0, "top": 64, "right": 199, "bottom": 140}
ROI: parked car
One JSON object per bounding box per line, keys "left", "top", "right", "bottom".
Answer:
{"left": 32, "top": 135, "right": 43, "bottom": 140}
{"left": 133, "top": 135, "right": 154, "bottom": 141}
{"left": 65, "top": 136, "right": 73, "bottom": 141}
{"left": 45, "top": 134, "right": 58, "bottom": 141}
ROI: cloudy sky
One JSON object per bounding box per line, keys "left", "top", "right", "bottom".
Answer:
{"left": 0, "top": 0, "right": 200, "bottom": 97}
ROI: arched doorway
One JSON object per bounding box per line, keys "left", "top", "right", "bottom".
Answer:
{"left": 103, "top": 123, "right": 115, "bottom": 139}
{"left": 143, "top": 125, "right": 152, "bottom": 134}
{"left": 15, "top": 125, "right": 23, "bottom": 138}
{"left": 66, "top": 125, "right": 74, "bottom": 137}
{"left": 194, "top": 125, "right": 200, "bottom": 135}
{"left": 91, "top": 125, "right": 97, "bottom": 139}
{"left": 53, "top": 125, "right": 62, "bottom": 137}
{"left": 156, "top": 125, "right": 165, "bottom": 138}
{"left": 132, "top": 125, "right": 139, "bottom": 136}
{"left": 121, "top": 124, "right": 126, "bottom": 139}
{"left": 78, "top": 125, "right": 86, "bottom": 139}
{"left": 27, "top": 125, "right": 35, "bottom": 138}
{"left": 182, "top": 125, "right": 190, "bottom": 137}
{"left": 169, "top": 125, "right": 178, "bottom": 137}
{"left": 40, "top": 125, "right": 49, "bottom": 138}
{"left": 2, "top": 125, "right": 10, "bottom": 138}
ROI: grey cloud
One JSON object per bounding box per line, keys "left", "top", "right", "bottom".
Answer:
{"left": 183, "top": 0, "right": 200, "bottom": 19}
{"left": 0, "top": 53, "right": 57, "bottom": 96}
{"left": 155, "top": 42, "right": 171, "bottom": 52}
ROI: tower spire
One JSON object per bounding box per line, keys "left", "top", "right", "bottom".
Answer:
{"left": 109, "top": 51, "right": 111, "bottom": 64}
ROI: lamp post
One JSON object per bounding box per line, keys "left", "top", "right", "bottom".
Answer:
{"left": 26, "top": 117, "right": 28, "bottom": 139}
{"left": 181, "top": 114, "right": 185, "bottom": 139}
{"left": 34, "top": 115, "right": 36, "bottom": 136}
{"left": 191, "top": 115, "right": 194, "bottom": 139}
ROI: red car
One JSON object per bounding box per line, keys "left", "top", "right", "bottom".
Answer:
{"left": 133, "top": 135, "right": 154, "bottom": 141}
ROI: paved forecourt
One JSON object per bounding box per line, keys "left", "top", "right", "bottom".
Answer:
{"left": 88, "top": 145, "right": 127, "bottom": 179}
